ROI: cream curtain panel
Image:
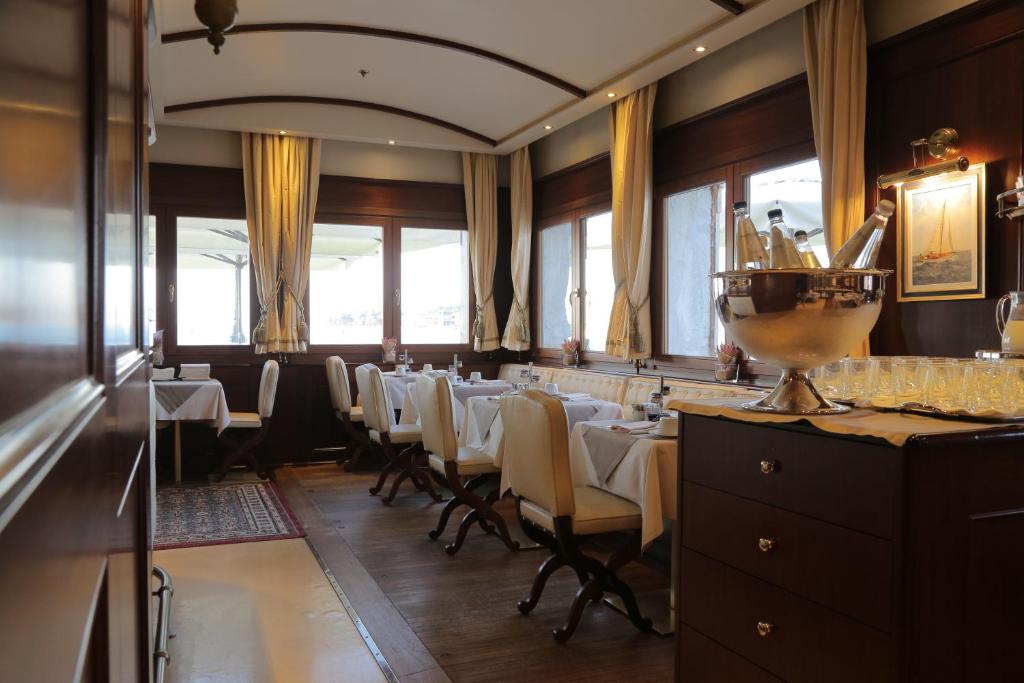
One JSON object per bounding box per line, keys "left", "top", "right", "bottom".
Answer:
{"left": 502, "top": 147, "right": 532, "bottom": 351}
{"left": 462, "top": 152, "right": 500, "bottom": 351}
{"left": 241, "top": 132, "right": 322, "bottom": 354}
{"left": 804, "top": 0, "right": 868, "bottom": 355}
{"left": 605, "top": 83, "right": 657, "bottom": 360}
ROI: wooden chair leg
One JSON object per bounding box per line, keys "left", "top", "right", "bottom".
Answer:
{"left": 443, "top": 508, "right": 479, "bottom": 556}
{"left": 382, "top": 468, "right": 411, "bottom": 505}
{"left": 553, "top": 578, "right": 603, "bottom": 644}
{"left": 517, "top": 553, "right": 565, "bottom": 615}
{"left": 477, "top": 502, "right": 519, "bottom": 551}
{"left": 428, "top": 496, "right": 464, "bottom": 540}
{"left": 369, "top": 460, "right": 396, "bottom": 495}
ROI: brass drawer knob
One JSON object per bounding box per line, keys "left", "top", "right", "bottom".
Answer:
{"left": 757, "top": 537, "right": 776, "bottom": 553}
{"left": 756, "top": 621, "right": 774, "bottom": 638}
{"left": 759, "top": 460, "right": 779, "bottom": 474}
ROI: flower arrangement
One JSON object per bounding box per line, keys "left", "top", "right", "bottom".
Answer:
{"left": 714, "top": 342, "right": 741, "bottom": 382}
{"left": 382, "top": 337, "right": 398, "bottom": 363}
{"left": 716, "top": 342, "right": 741, "bottom": 364}
{"left": 561, "top": 338, "right": 580, "bottom": 367}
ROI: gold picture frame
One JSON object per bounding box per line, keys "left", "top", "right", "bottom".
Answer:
{"left": 896, "top": 162, "right": 986, "bottom": 302}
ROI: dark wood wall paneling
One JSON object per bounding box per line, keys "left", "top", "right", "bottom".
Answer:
{"left": 150, "top": 163, "right": 520, "bottom": 473}
{"left": 0, "top": 0, "right": 151, "bottom": 679}
{"left": 867, "top": 0, "right": 1024, "bottom": 356}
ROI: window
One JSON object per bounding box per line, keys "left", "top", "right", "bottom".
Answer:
{"left": 747, "top": 158, "right": 826, "bottom": 265}
{"left": 536, "top": 208, "right": 613, "bottom": 354}
{"left": 663, "top": 182, "right": 727, "bottom": 357}
{"left": 539, "top": 221, "right": 573, "bottom": 349}
{"left": 400, "top": 226, "right": 470, "bottom": 344}
{"left": 309, "top": 222, "right": 384, "bottom": 345}
{"left": 582, "top": 212, "right": 613, "bottom": 352}
{"left": 175, "top": 216, "right": 250, "bottom": 346}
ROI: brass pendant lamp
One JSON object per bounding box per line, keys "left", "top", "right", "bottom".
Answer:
{"left": 194, "top": 0, "right": 238, "bottom": 54}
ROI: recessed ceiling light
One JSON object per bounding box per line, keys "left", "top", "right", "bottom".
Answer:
{"left": 694, "top": 45, "right": 707, "bottom": 53}
{"left": 388, "top": 139, "right": 396, "bottom": 145}
{"left": 544, "top": 124, "right": 552, "bottom": 130}
{"left": 607, "top": 92, "right": 616, "bottom": 98}
{"left": 279, "top": 130, "right": 287, "bottom": 135}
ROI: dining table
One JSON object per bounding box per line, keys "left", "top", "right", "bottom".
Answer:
{"left": 398, "top": 378, "right": 513, "bottom": 428}
{"left": 458, "top": 393, "right": 625, "bottom": 494}
{"left": 151, "top": 378, "right": 230, "bottom": 483}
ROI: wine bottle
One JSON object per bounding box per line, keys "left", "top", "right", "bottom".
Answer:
{"left": 830, "top": 200, "right": 896, "bottom": 269}
{"left": 767, "top": 209, "right": 803, "bottom": 269}
{"left": 793, "top": 230, "right": 822, "bottom": 268}
{"left": 732, "top": 201, "right": 769, "bottom": 270}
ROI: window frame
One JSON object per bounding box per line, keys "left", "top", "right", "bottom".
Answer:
{"left": 653, "top": 166, "right": 733, "bottom": 369}
{"left": 394, "top": 218, "right": 475, "bottom": 353}
{"left": 163, "top": 206, "right": 259, "bottom": 356}
{"left": 305, "top": 213, "right": 393, "bottom": 354}
{"left": 532, "top": 202, "right": 618, "bottom": 363}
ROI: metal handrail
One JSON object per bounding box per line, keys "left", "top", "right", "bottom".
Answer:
{"left": 152, "top": 565, "right": 174, "bottom": 683}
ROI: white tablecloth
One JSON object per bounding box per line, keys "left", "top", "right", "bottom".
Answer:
{"left": 569, "top": 420, "right": 677, "bottom": 547}
{"left": 152, "top": 379, "right": 230, "bottom": 434}
{"left": 457, "top": 395, "right": 624, "bottom": 493}
{"left": 382, "top": 372, "right": 419, "bottom": 410}
{"left": 399, "top": 380, "right": 513, "bottom": 427}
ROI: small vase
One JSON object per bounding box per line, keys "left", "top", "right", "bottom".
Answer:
{"left": 562, "top": 351, "right": 578, "bottom": 367}
{"left": 714, "top": 362, "right": 739, "bottom": 383}
{"left": 383, "top": 348, "right": 396, "bottom": 363}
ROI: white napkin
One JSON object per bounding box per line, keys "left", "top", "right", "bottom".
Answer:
{"left": 558, "top": 392, "right": 592, "bottom": 402}
{"left": 609, "top": 421, "right": 657, "bottom": 434}
{"left": 151, "top": 367, "right": 176, "bottom": 381}
{"left": 179, "top": 363, "right": 211, "bottom": 380}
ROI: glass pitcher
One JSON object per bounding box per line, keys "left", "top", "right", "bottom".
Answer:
{"left": 997, "top": 292, "right": 1024, "bottom": 352}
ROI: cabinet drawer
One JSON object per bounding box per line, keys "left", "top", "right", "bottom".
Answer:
{"left": 678, "top": 625, "right": 784, "bottom": 683}
{"left": 681, "top": 549, "right": 894, "bottom": 683}
{"left": 682, "top": 415, "right": 899, "bottom": 538}
{"left": 682, "top": 483, "right": 893, "bottom": 630}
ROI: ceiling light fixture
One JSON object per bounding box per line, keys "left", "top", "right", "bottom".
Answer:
{"left": 193, "top": 0, "right": 239, "bottom": 55}
{"left": 544, "top": 124, "right": 552, "bottom": 130}
{"left": 388, "top": 139, "right": 396, "bottom": 145}
{"left": 607, "top": 92, "right": 616, "bottom": 98}
{"left": 279, "top": 130, "right": 287, "bottom": 135}
{"left": 694, "top": 45, "right": 707, "bottom": 53}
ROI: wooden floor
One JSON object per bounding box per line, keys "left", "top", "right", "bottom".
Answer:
{"left": 277, "top": 463, "right": 675, "bottom": 683}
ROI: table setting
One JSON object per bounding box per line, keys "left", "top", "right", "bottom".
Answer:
{"left": 151, "top": 363, "right": 230, "bottom": 482}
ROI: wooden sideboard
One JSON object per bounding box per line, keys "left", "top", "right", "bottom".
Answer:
{"left": 674, "top": 413, "right": 1024, "bottom": 682}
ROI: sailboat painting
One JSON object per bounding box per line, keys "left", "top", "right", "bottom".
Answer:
{"left": 897, "top": 162, "right": 985, "bottom": 302}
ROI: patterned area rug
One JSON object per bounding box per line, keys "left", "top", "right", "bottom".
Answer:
{"left": 156, "top": 482, "right": 304, "bottom": 550}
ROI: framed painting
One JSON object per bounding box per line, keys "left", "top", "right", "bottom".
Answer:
{"left": 896, "top": 162, "right": 985, "bottom": 302}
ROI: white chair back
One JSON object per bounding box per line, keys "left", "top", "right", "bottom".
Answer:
{"left": 499, "top": 390, "right": 575, "bottom": 518}
{"left": 326, "top": 356, "right": 354, "bottom": 414}
{"left": 257, "top": 360, "right": 280, "bottom": 418}
{"left": 416, "top": 374, "right": 459, "bottom": 461}
{"left": 355, "top": 364, "right": 394, "bottom": 434}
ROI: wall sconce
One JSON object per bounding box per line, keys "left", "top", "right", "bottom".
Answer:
{"left": 194, "top": 0, "right": 239, "bottom": 55}
{"left": 877, "top": 127, "right": 970, "bottom": 189}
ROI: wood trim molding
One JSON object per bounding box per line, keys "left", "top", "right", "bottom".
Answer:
{"left": 164, "top": 96, "right": 497, "bottom": 147}
{"left": 161, "top": 23, "right": 588, "bottom": 99}
{"left": 708, "top": 0, "right": 744, "bottom": 16}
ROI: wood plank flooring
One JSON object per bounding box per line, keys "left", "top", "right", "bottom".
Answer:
{"left": 278, "top": 464, "right": 675, "bottom": 683}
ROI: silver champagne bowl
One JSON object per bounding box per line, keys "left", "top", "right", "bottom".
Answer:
{"left": 712, "top": 268, "right": 891, "bottom": 414}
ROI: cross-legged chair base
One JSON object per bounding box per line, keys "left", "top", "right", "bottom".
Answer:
{"left": 367, "top": 431, "right": 442, "bottom": 505}
{"left": 215, "top": 416, "right": 273, "bottom": 481}
{"left": 426, "top": 461, "right": 519, "bottom": 555}
{"left": 514, "top": 499, "right": 653, "bottom": 643}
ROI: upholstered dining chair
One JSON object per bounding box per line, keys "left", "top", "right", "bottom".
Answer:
{"left": 326, "top": 356, "right": 371, "bottom": 471}
{"left": 355, "top": 363, "right": 440, "bottom": 505}
{"left": 499, "top": 389, "right": 652, "bottom": 643}
{"left": 416, "top": 373, "right": 518, "bottom": 555}
{"left": 216, "top": 359, "right": 280, "bottom": 481}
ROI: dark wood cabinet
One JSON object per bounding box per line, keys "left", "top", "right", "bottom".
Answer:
{"left": 675, "top": 413, "right": 1024, "bottom": 682}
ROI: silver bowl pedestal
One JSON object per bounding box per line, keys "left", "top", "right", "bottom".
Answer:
{"left": 712, "top": 269, "right": 891, "bottom": 415}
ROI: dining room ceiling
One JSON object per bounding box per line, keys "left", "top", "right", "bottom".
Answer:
{"left": 150, "top": 0, "right": 813, "bottom": 154}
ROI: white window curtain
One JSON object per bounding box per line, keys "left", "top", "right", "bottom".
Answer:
{"left": 241, "top": 132, "right": 322, "bottom": 354}
{"left": 462, "top": 152, "right": 500, "bottom": 351}
{"left": 804, "top": 0, "right": 869, "bottom": 355}
{"left": 605, "top": 83, "right": 657, "bottom": 360}
{"left": 502, "top": 146, "right": 532, "bottom": 351}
